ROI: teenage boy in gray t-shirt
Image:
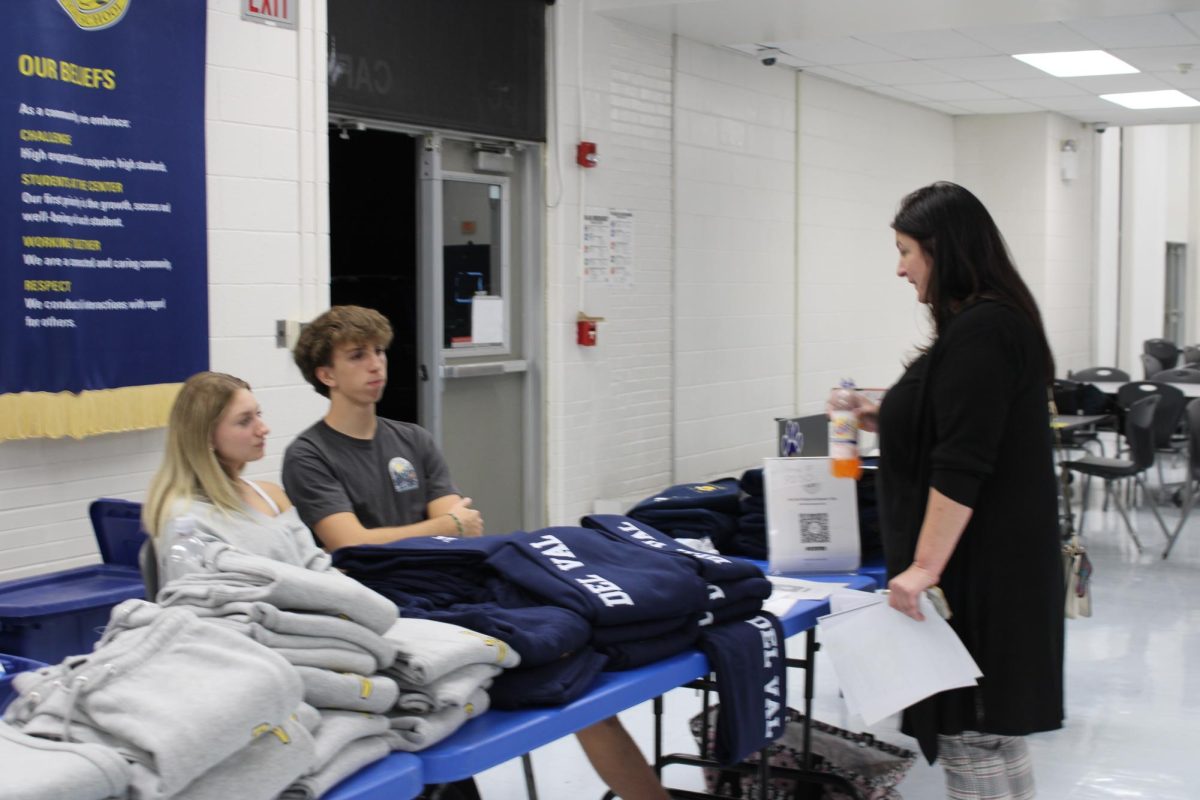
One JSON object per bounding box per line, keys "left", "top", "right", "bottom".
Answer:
{"left": 284, "top": 305, "right": 668, "bottom": 800}
{"left": 282, "top": 305, "right": 483, "bottom": 548}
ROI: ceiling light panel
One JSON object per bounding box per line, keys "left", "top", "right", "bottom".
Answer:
{"left": 1013, "top": 50, "right": 1139, "bottom": 77}
{"left": 1100, "top": 89, "right": 1200, "bottom": 108}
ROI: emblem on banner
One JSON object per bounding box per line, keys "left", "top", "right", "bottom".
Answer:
{"left": 56, "top": 0, "right": 131, "bottom": 31}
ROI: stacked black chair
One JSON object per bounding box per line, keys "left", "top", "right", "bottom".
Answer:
{"left": 1070, "top": 366, "right": 1130, "bottom": 383}
{"left": 1150, "top": 367, "right": 1200, "bottom": 384}
{"left": 1144, "top": 338, "right": 1180, "bottom": 370}
{"left": 1182, "top": 345, "right": 1200, "bottom": 367}
{"left": 1062, "top": 396, "right": 1169, "bottom": 551}
{"left": 1163, "top": 399, "right": 1200, "bottom": 560}
{"left": 1116, "top": 381, "right": 1187, "bottom": 500}
{"left": 1141, "top": 353, "right": 1165, "bottom": 380}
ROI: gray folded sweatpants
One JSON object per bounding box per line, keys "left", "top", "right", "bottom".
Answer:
{"left": 396, "top": 662, "right": 501, "bottom": 713}
{"left": 5, "top": 600, "right": 304, "bottom": 799}
{"left": 383, "top": 618, "right": 519, "bottom": 685}
{"left": 158, "top": 544, "right": 398, "bottom": 634}
{"left": 172, "top": 713, "right": 316, "bottom": 800}
{"left": 0, "top": 721, "right": 131, "bottom": 800}
{"left": 385, "top": 688, "right": 491, "bottom": 752}
{"left": 180, "top": 602, "right": 398, "bottom": 669}
{"left": 294, "top": 667, "right": 401, "bottom": 714}
{"left": 280, "top": 735, "right": 391, "bottom": 800}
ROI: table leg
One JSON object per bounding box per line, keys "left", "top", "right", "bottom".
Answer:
{"left": 653, "top": 694, "right": 664, "bottom": 779}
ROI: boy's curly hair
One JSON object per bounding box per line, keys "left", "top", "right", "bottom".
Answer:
{"left": 293, "top": 305, "right": 393, "bottom": 397}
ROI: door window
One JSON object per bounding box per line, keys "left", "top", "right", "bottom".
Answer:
{"left": 442, "top": 177, "right": 508, "bottom": 353}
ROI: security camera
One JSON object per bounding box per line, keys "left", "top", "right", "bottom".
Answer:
{"left": 757, "top": 46, "right": 782, "bottom": 67}
{"left": 1092, "top": 122, "right": 1108, "bottom": 134}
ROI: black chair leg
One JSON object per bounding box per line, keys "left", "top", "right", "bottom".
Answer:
{"left": 1163, "top": 480, "right": 1196, "bottom": 559}
{"left": 1135, "top": 475, "right": 1173, "bottom": 542}
{"left": 1105, "top": 480, "right": 1144, "bottom": 552}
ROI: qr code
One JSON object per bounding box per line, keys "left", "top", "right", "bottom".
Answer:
{"left": 799, "top": 513, "right": 830, "bottom": 544}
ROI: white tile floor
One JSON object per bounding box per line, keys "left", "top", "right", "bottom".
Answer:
{"left": 477, "top": 472, "right": 1200, "bottom": 799}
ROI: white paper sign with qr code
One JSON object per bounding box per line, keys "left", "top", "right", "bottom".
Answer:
{"left": 763, "top": 456, "right": 861, "bottom": 573}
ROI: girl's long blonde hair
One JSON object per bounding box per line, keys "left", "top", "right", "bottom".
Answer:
{"left": 142, "top": 371, "right": 252, "bottom": 537}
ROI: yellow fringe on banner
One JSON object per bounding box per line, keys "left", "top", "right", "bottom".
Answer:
{"left": 0, "top": 383, "right": 183, "bottom": 441}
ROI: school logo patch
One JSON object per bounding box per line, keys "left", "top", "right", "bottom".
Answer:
{"left": 57, "top": 0, "right": 131, "bottom": 30}
{"left": 388, "top": 457, "right": 419, "bottom": 493}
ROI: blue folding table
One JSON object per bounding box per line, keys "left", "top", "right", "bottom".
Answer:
{"left": 324, "top": 752, "right": 423, "bottom": 800}
{"left": 326, "top": 572, "right": 876, "bottom": 799}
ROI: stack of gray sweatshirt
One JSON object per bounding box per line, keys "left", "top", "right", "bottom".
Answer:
{"left": 1, "top": 600, "right": 313, "bottom": 800}
{"left": 1, "top": 502, "right": 526, "bottom": 798}
{"left": 157, "top": 541, "right": 402, "bottom": 798}
{"left": 380, "top": 617, "right": 522, "bottom": 751}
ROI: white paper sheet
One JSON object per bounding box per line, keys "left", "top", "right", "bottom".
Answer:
{"left": 470, "top": 295, "right": 503, "bottom": 344}
{"left": 762, "top": 576, "right": 848, "bottom": 616}
{"left": 818, "top": 592, "right": 982, "bottom": 726}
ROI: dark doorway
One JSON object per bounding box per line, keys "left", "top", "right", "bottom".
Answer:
{"left": 328, "top": 127, "right": 419, "bottom": 423}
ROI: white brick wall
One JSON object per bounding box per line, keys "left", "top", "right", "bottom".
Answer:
{"left": 545, "top": 8, "right": 803, "bottom": 520}
{"left": 0, "top": 0, "right": 328, "bottom": 581}
{"left": 795, "top": 75, "right": 951, "bottom": 414}
{"left": 673, "top": 39, "right": 796, "bottom": 481}
{"left": 545, "top": 3, "right": 676, "bottom": 525}
{"left": 956, "top": 113, "right": 1096, "bottom": 376}
{"left": 1042, "top": 115, "right": 1096, "bottom": 375}
{"left": 1119, "top": 126, "right": 1170, "bottom": 372}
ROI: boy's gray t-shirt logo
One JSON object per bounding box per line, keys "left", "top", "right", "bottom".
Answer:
{"left": 389, "top": 457, "right": 419, "bottom": 493}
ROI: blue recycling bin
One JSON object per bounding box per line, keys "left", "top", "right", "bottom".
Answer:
{"left": 0, "top": 565, "right": 144, "bottom": 663}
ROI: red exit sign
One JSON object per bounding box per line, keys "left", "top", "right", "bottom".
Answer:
{"left": 242, "top": 0, "right": 296, "bottom": 30}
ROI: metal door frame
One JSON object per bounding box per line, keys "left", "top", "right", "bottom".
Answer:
{"left": 415, "top": 128, "right": 544, "bottom": 530}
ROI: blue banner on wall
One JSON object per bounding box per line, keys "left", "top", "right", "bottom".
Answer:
{"left": 1, "top": 0, "right": 207, "bottom": 395}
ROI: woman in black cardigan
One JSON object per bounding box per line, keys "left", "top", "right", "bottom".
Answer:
{"left": 848, "top": 182, "right": 1064, "bottom": 799}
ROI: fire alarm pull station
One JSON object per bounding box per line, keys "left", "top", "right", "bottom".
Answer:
{"left": 577, "top": 312, "right": 604, "bottom": 346}
{"left": 576, "top": 141, "right": 598, "bottom": 168}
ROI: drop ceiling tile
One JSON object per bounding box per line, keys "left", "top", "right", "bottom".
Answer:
{"left": 918, "top": 56, "right": 1046, "bottom": 81}
{"left": 853, "top": 28, "right": 998, "bottom": 59}
{"left": 775, "top": 37, "right": 903, "bottom": 65}
{"left": 1065, "top": 73, "right": 1172, "bottom": 94}
{"left": 953, "top": 21, "right": 1098, "bottom": 54}
{"left": 978, "top": 77, "right": 1091, "bottom": 98}
{"left": 919, "top": 101, "right": 969, "bottom": 115}
{"left": 1064, "top": 14, "right": 1199, "bottom": 49}
{"left": 1027, "top": 95, "right": 1130, "bottom": 113}
{"left": 1158, "top": 69, "right": 1200, "bottom": 90}
{"left": 949, "top": 98, "right": 1041, "bottom": 114}
{"left": 1108, "top": 45, "right": 1200, "bottom": 72}
{"left": 725, "top": 42, "right": 814, "bottom": 67}
{"left": 800, "top": 65, "right": 876, "bottom": 87}
{"left": 1180, "top": 11, "right": 1200, "bottom": 38}
{"left": 864, "top": 85, "right": 930, "bottom": 104}
{"left": 899, "top": 82, "right": 1005, "bottom": 101}
{"left": 836, "top": 60, "right": 957, "bottom": 85}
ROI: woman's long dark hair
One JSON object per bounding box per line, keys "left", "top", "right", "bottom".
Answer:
{"left": 892, "top": 181, "right": 1055, "bottom": 383}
